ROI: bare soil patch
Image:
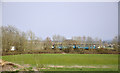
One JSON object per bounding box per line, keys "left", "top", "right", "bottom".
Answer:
{"left": 0, "top": 59, "right": 24, "bottom": 71}
{"left": 48, "top": 65, "right": 111, "bottom": 68}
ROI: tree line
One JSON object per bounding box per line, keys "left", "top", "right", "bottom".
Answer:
{"left": 0, "top": 25, "right": 119, "bottom": 55}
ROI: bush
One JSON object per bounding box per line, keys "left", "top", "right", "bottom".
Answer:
{"left": 74, "top": 48, "right": 84, "bottom": 54}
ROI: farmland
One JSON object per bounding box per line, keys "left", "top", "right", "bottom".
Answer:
{"left": 2, "top": 54, "right": 118, "bottom": 71}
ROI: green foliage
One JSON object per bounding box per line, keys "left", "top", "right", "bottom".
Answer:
{"left": 37, "top": 64, "right": 45, "bottom": 68}
{"left": 27, "top": 67, "right": 33, "bottom": 71}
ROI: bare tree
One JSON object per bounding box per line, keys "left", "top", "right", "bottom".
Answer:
{"left": 33, "top": 37, "right": 43, "bottom": 50}
{"left": 83, "top": 36, "right": 86, "bottom": 48}
{"left": 52, "top": 35, "right": 66, "bottom": 49}
{"left": 94, "top": 37, "right": 99, "bottom": 48}
{"left": 2, "top": 25, "right": 19, "bottom": 52}
{"left": 72, "top": 36, "right": 81, "bottom": 44}
{"left": 52, "top": 35, "right": 66, "bottom": 42}
{"left": 112, "top": 36, "right": 118, "bottom": 51}
{"left": 2, "top": 25, "right": 28, "bottom": 52}
{"left": 27, "top": 30, "right": 36, "bottom": 50}
{"left": 44, "top": 37, "right": 52, "bottom": 50}
{"left": 99, "top": 39, "right": 102, "bottom": 48}
{"left": 86, "top": 36, "right": 93, "bottom": 49}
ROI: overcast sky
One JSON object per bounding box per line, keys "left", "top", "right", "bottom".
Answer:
{"left": 2, "top": 2, "right": 118, "bottom": 40}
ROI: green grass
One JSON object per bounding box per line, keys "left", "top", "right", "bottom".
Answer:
{"left": 2, "top": 54, "right": 118, "bottom": 71}
{"left": 39, "top": 67, "right": 118, "bottom": 71}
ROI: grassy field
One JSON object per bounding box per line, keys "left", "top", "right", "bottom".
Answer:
{"left": 2, "top": 54, "right": 118, "bottom": 71}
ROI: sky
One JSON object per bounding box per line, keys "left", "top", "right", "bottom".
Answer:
{"left": 2, "top": 2, "right": 118, "bottom": 40}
